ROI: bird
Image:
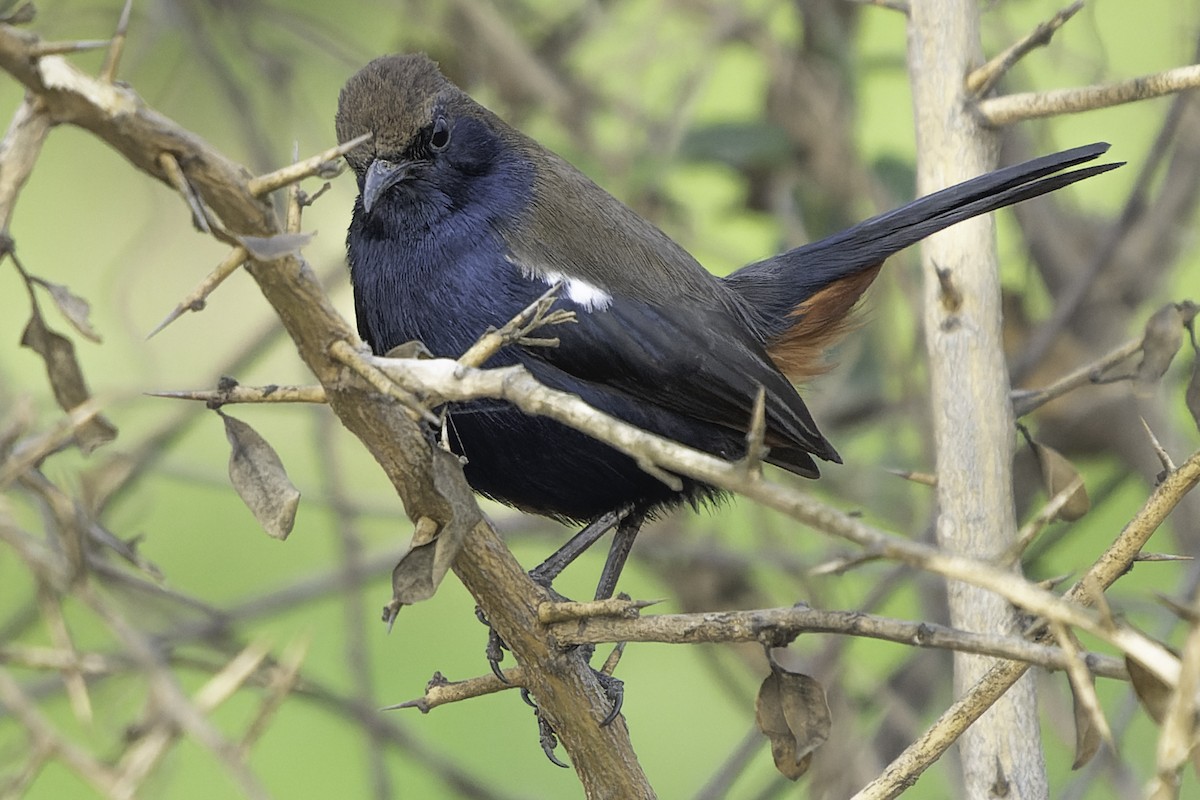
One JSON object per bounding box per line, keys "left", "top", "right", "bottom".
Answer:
{"left": 336, "top": 53, "right": 1119, "bottom": 603}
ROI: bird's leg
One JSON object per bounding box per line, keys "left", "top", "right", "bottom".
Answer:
{"left": 592, "top": 511, "right": 645, "bottom": 601}
{"left": 528, "top": 509, "right": 625, "bottom": 587}
{"left": 586, "top": 510, "right": 645, "bottom": 725}
{"left": 480, "top": 509, "right": 625, "bottom": 682}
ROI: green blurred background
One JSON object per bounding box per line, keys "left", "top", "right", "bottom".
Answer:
{"left": 1, "top": 0, "right": 1198, "bottom": 797}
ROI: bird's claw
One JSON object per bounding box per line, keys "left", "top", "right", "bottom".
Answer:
{"left": 535, "top": 706, "right": 570, "bottom": 768}
{"left": 597, "top": 671, "right": 625, "bottom": 727}
{"left": 476, "top": 605, "right": 511, "bottom": 682}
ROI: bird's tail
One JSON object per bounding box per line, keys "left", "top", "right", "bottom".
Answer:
{"left": 723, "top": 142, "right": 1121, "bottom": 379}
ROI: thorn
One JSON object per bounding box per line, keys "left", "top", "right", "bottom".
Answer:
{"left": 380, "top": 698, "right": 427, "bottom": 712}
{"left": 966, "top": 1, "right": 1083, "bottom": 97}
{"left": 158, "top": 151, "right": 210, "bottom": 233}
{"left": 382, "top": 601, "right": 401, "bottom": 633}
{"left": 99, "top": 0, "right": 133, "bottom": 84}
{"left": 934, "top": 264, "right": 962, "bottom": 313}
{"left": 32, "top": 39, "right": 111, "bottom": 57}
{"left": 739, "top": 386, "right": 768, "bottom": 477}
{"left": 146, "top": 246, "right": 247, "bottom": 339}
{"left": 1140, "top": 417, "right": 1175, "bottom": 473}
{"left": 886, "top": 467, "right": 937, "bottom": 486}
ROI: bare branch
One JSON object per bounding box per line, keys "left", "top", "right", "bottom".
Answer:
{"left": 967, "top": 1, "right": 1083, "bottom": 97}
{"left": 549, "top": 604, "right": 1127, "bottom": 679}
{"left": 978, "top": 64, "right": 1200, "bottom": 126}
{"left": 147, "top": 384, "right": 327, "bottom": 405}
{"left": 856, "top": 448, "right": 1200, "bottom": 799}
{"left": 247, "top": 132, "right": 368, "bottom": 196}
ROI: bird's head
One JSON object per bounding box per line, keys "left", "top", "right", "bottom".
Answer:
{"left": 336, "top": 53, "right": 521, "bottom": 218}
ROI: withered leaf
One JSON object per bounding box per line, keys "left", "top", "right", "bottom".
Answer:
{"left": 387, "top": 447, "right": 481, "bottom": 609}
{"left": 755, "top": 660, "right": 830, "bottom": 781}
{"left": 20, "top": 311, "right": 117, "bottom": 454}
{"left": 383, "top": 340, "right": 434, "bottom": 360}
{"left": 1030, "top": 438, "right": 1090, "bottom": 521}
{"left": 1069, "top": 669, "right": 1104, "bottom": 769}
{"left": 238, "top": 232, "right": 313, "bottom": 262}
{"left": 220, "top": 412, "right": 300, "bottom": 540}
{"left": 1127, "top": 655, "right": 1173, "bottom": 725}
{"left": 1137, "top": 303, "right": 1185, "bottom": 388}
{"left": 0, "top": 3, "right": 35, "bottom": 25}
{"left": 35, "top": 278, "right": 101, "bottom": 342}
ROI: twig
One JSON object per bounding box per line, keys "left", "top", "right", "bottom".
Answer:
{"left": 147, "top": 384, "right": 327, "bottom": 406}
{"left": 157, "top": 151, "right": 211, "bottom": 233}
{"left": 247, "top": 132, "right": 369, "bottom": 196}
{"left": 370, "top": 354, "right": 1186, "bottom": 682}
{"left": 1142, "top": 416, "right": 1177, "bottom": 473}
{"left": 1011, "top": 335, "right": 1145, "bottom": 417}
{"left": 886, "top": 468, "right": 937, "bottom": 486}
{"left": 844, "top": 0, "right": 909, "bottom": 11}
{"left": 0, "top": 399, "right": 106, "bottom": 490}
{"left": 30, "top": 39, "right": 110, "bottom": 57}
{"left": 1150, "top": 599, "right": 1200, "bottom": 796}
{"left": 548, "top": 605, "right": 1127, "bottom": 679}
{"left": 0, "top": 95, "right": 52, "bottom": 233}
{"left": 112, "top": 640, "right": 272, "bottom": 799}
{"left": 978, "top": 64, "right": 1200, "bottom": 126}
{"left": 1049, "top": 621, "right": 1115, "bottom": 757}
{"left": 739, "top": 387, "right": 768, "bottom": 476}
{"left": 854, "top": 449, "right": 1200, "bottom": 799}
{"left": 456, "top": 281, "right": 573, "bottom": 368}
{"left": 383, "top": 667, "right": 527, "bottom": 713}
{"left": 967, "top": 1, "right": 1083, "bottom": 97}
{"left": 98, "top": 0, "right": 132, "bottom": 84}
{"left": 238, "top": 637, "right": 309, "bottom": 752}
{"left": 328, "top": 340, "right": 438, "bottom": 424}
{"left": 146, "top": 246, "right": 247, "bottom": 339}
{"left": 1003, "top": 474, "right": 1085, "bottom": 566}
{"left": 538, "top": 597, "right": 660, "bottom": 624}
{"left": 0, "top": 668, "right": 120, "bottom": 795}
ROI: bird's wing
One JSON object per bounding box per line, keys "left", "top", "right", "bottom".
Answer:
{"left": 498, "top": 140, "right": 839, "bottom": 473}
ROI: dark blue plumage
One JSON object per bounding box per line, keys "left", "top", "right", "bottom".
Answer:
{"left": 336, "top": 53, "right": 1119, "bottom": 526}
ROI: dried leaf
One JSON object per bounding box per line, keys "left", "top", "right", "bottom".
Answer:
{"left": 386, "top": 448, "right": 480, "bottom": 611}
{"left": 0, "top": 2, "right": 35, "bottom": 25}
{"left": 1137, "top": 303, "right": 1185, "bottom": 388}
{"left": 1029, "top": 439, "right": 1090, "bottom": 521}
{"left": 1128, "top": 655, "right": 1173, "bottom": 725}
{"left": 1069, "top": 668, "right": 1104, "bottom": 769}
{"left": 755, "top": 660, "right": 830, "bottom": 781}
{"left": 238, "top": 232, "right": 313, "bottom": 262}
{"left": 35, "top": 279, "right": 101, "bottom": 342}
{"left": 383, "top": 340, "right": 434, "bottom": 360}
{"left": 20, "top": 311, "right": 116, "bottom": 453}
{"left": 221, "top": 412, "right": 300, "bottom": 540}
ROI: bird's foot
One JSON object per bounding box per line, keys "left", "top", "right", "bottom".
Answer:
{"left": 596, "top": 670, "right": 625, "bottom": 727}
{"left": 475, "top": 605, "right": 510, "bottom": 681}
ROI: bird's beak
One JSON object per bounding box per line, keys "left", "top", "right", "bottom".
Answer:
{"left": 362, "top": 159, "right": 415, "bottom": 214}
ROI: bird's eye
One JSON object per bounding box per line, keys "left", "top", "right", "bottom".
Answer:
{"left": 430, "top": 117, "right": 451, "bottom": 151}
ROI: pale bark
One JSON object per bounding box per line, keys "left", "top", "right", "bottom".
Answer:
{"left": 906, "top": 2, "right": 1048, "bottom": 797}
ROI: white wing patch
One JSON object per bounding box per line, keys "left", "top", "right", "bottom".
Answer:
{"left": 542, "top": 271, "right": 613, "bottom": 311}
{"left": 507, "top": 253, "right": 614, "bottom": 312}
